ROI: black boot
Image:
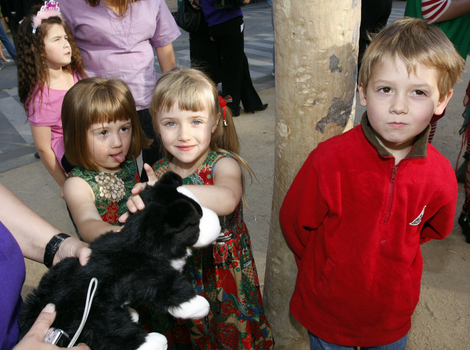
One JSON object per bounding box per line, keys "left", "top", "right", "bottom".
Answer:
{"left": 458, "top": 212, "right": 470, "bottom": 244}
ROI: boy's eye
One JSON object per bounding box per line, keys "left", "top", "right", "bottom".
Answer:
{"left": 379, "top": 87, "right": 392, "bottom": 93}
{"left": 414, "top": 90, "right": 427, "bottom": 96}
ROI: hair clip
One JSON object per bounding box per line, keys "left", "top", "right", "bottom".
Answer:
{"left": 218, "top": 95, "right": 232, "bottom": 127}
{"left": 32, "top": 0, "right": 62, "bottom": 34}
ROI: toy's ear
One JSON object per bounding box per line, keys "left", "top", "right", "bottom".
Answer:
{"left": 159, "top": 171, "right": 183, "bottom": 186}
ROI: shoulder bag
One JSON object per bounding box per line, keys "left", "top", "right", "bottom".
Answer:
{"left": 175, "top": 0, "right": 201, "bottom": 33}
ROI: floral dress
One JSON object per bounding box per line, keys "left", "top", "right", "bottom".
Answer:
{"left": 67, "top": 159, "right": 140, "bottom": 237}
{"left": 146, "top": 150, "right": 273, "bottom": 350}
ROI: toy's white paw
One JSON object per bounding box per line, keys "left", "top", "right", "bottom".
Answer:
{"left": 193, "top": 207, "right": 220, "bottom": 247}
{"left": 176, "top": 187, "right": 221, "bottom": 248}
{"left": 137, "top": 332, "right": 168, "bottom": 350}
{"left": 167, "top": 295, "right": 210, "bottom": 319}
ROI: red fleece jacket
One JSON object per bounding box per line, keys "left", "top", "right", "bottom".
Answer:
{"left": 280, "top": 114, "right": 458, "bottom": 347}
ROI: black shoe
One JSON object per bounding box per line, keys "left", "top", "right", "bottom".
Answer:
{"left": 462, "top": 224, "right": 470, "bottom": 244}
{"left": 245, "top": 103, "right": 268, "bottom": 114}
{"left": 34, "top": 152, "right": 40, "bottom": 159}
{"left": 458, "top": 212, "right": 468, "bottom": 229}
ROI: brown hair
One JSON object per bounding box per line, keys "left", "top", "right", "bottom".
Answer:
{"left": 358, "top": 17, "right": 464, "bottom": 99}
{"left": 85, "top": 0, "right": 138, "bottom": 16}
{"left": 62, "top": 77, "right": 151, "bottom": 171}
{"left": 17, "top": 8, "right": 86, "bottom": 114}
{"left": 150, "top": 68, "right": 253, "bottom": 192}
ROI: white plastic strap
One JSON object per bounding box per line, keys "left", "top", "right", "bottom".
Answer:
{"left": 67, "top": 277, "right": 98, "bottom": 348}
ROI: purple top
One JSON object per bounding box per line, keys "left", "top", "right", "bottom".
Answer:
{"left": 28, "top": 72, "right": 80, "bottom": 171}
{"left": 60, "top": 0, "right": 181, "bottom": 110}
{"left": 200, "top": 0, "right": 243, "bottom": 27}
{"left": 0, "top": 221, "right": 25, "bottom": 350}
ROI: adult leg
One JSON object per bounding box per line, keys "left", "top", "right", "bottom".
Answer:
{"left": 137, "top": 108, "right": 163, "bottom": 181}
{"left": 210, "top": 16, "right": 245, "bottom": 116}
{"left": 358, "top": 0, "right": 393, "bottom": 76}
{"left": 189, "top": 16, "right": 222, "bottom": 84}
{"left": 0, "top": 21, "right": 17, "bottom": 62}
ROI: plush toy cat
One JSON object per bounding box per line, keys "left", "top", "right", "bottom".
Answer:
{"left": 19, "top": 172, "right": 221, "bottom": 350}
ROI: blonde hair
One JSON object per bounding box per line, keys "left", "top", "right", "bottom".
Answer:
{"left": 358, "top": 17, "right": 464, "bottom": 99}
{"left": 62, "top": 77, "right": 151, "bottom": 171}
{"left": 150, "top": 68, "right": 253, "bottom": 192}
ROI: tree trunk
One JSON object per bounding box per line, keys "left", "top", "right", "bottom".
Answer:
{"left": 263, "top": 1, "right": 361, "bottom": 348}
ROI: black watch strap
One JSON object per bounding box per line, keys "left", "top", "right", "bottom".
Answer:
{"left": 44, "top": 233, "right": 70, "bottom": 268}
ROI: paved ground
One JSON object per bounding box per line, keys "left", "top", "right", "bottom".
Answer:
{"left": 5, "top": 1, "right": 470, "bottom": 348}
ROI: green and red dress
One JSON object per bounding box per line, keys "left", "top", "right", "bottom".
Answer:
{"left": 147, "top": 150, "right": 273, "bottom": 350}
{"left": 67, "top": 159, "right": 140, "bottom": 238}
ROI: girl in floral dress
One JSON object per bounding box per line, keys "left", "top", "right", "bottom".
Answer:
{"left": 127, "top": 68, "right": 273, "bottom": 350}
{"left": 62, "top": 77, "right": 150, "bottom": 242}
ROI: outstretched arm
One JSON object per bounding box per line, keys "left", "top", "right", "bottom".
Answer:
{"left": 0, "top": 183, "right": 90, "bottom": 266}
{"left": 64, "top": 177, "right": 121, "bottom": 243}
{"left": 182, "top": 157, "right": 242, "bottom": 216}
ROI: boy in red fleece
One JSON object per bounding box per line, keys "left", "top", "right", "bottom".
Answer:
{"left": 280, "top": 18, "right": 465, "bottom": 349}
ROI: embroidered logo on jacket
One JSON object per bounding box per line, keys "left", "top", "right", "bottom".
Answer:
{"left": 410, "top": 206, "right": 426, "bottom": 226}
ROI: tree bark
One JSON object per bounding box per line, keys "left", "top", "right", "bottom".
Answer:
{"left": 263, "top": 1, "right": 361, "bottom": 348}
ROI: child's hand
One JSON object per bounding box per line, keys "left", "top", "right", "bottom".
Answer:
{"left": 123, "top": 164, "right": 158, "bottom": 217}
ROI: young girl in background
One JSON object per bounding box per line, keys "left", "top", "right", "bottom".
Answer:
{"left": 17, "top": 1, "right": 86, "bottom": 194}
{"left": 128, "top": 68, "right": 273, "bottom": 349}
{"left": 62, "top": 77, "right": 150, "bottom": 243}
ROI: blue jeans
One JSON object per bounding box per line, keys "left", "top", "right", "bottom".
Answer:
{"left": 308, "top": 331, "right": 408, "bottom": 350}
{"left": 0, "top": 21, "right": 17, "bottom": 62}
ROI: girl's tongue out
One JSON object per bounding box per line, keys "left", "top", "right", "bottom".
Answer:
{"left": 112, "top": 153, "right": 126, "bottom": 163}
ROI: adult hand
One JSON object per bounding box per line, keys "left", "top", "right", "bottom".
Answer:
{"left": 53, "top": 238, "right": 91, "bottom": 267}
{"left": 13, "top": 304, "right": 90, "bottom": 350}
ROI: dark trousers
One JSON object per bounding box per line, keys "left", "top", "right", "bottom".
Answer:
{"left": 358, "top": 0, "right": 393, "bottom": 75}
{"left": 137, "top": 108, "right": 163, "bottom": 181}
{"left": 210, "top": 16, "right": 263, "bottom": 115}
{"left": 190, "top": 15, "right": 222, "bottom": 84}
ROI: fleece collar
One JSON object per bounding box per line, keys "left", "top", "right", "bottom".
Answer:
{"left": 361, "top": 111, "right": 430, "bottom": 159}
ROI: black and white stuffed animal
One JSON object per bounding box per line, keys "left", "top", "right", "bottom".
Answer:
{"left": 19, "top": 172, "right": 221, "bottom": 350}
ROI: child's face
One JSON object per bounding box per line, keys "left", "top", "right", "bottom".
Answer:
{"left": 359, "top": 55, "right": 452, "bottom": 153}
{"left": 44, "top": 23, "right": 72, "bottom": 70}
{"left": 87, "top": 119, "right": 132, "bottom": 173}
{"left": 156, "top": 103, "right": 219, "bottom": 168}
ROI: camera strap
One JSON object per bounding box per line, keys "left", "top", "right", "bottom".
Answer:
{"left": 67, "top": 277, "right": 99, "bottom": 348}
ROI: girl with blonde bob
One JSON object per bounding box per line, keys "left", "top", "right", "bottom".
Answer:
{"left": 129, "top": 68, "right": 274, "bottom": 349}
{"left": 62, "top": 77, "right": 150, "bottom": 242}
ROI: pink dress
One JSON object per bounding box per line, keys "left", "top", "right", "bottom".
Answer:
{"left": 28, "top": 72, "right": 80, "bottom": 171}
